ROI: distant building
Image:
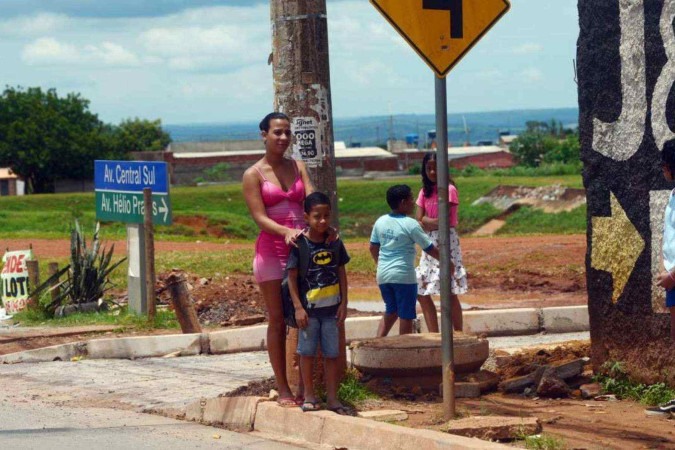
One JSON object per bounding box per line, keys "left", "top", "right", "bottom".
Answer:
{"left": 0, "top": 168, "right": 24, "bottom": 196}
{"left": 396, "top": 145, "right": 515, "bottom": 171}
{"left": 499, "top": 134, "right": 518, "bottom": 148}
{"left": 144, "top": 140, "right": 398, "bottom": 184}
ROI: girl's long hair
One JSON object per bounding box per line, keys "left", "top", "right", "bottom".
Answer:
{"left": 421, "top": 152, "right": 455, "bottom": 197}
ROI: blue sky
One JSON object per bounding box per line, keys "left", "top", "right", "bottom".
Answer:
{"left": 0, "top": 0, "right": 579, "bottom": 125}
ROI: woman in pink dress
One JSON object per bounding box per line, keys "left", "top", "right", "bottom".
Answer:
{"left": 242, "top": 112, "right": 314, "bottom": 405}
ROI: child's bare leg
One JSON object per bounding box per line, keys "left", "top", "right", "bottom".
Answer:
{"left": 377, "top": 313, "right": 398, "bottom": 337}
{"left": 300, "top": 355, "right": 316, "bottom": 403}
{"left": 418, "top": 295, "right": 439, "bottom": 332}
{"left": 670, "top": 307, "right": 675, "bottom": 341}
{"left": 451, "top": 294, "right": 463, "bottom": 332}
{"left": 325, "top": 357, "right": 342, "bottom": 408}
{"left": 399, "top": 318, "right": 414, "bottom": 335}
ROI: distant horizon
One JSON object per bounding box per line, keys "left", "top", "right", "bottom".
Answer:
{"left": 164, "top": 105, "right": 579, "bottom": 127}
{"left": 164, "top": 106, "right": 579, "bottom": 145}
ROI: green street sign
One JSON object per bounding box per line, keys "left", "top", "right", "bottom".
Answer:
{"left": 95, "top": 160, "right": 172, "bottom": 225}
{"left": 95, "top": 191, "right": 172, "bottom": 225}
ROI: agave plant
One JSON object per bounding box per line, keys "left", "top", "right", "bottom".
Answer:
{"left": 36, "top": 221, "right": 126, "bottom": 314}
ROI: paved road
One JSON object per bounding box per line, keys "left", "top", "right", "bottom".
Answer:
{"left": 0, "top": 402, "right": 302, "bottom": 449}
{"left": 0, "top": 331, "right": 589, "bottom": 448}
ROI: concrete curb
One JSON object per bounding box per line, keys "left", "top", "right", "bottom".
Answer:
{"left": 0, "top": 306, "right": 588, "bottom": 364}
{"left": 253, "top": 401, "right": 507, "bottom": 449}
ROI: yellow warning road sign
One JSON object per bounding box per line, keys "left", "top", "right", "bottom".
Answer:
{"left": 370, "top": 0, "right": 510, "bottom": 77}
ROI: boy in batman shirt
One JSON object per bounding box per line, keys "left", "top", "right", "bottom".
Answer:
{"left": 287, "top": 191, "right": 350, "bottom": 414}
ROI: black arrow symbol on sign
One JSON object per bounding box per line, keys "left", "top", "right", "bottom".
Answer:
{"left": 423, "top": 0, "right": 463, "bottom": 39}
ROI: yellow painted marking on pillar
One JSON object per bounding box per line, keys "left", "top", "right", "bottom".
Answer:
{"left": 591, "top": 192, "right": 644, "bottom": 303}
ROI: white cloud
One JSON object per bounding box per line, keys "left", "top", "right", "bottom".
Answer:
{"left": 0, "top": 13, "right": 69, "bottom": 36}
{"left": 512, "top": 43, "right": 543, "bottom": 54}
{"left": 521, "top": 68, "right": 543, "bottom": 82}
{"left": 22, "top": 37, "right": 140, "bottom": 67}
{"left": 22, "top": 37, "right": 80, "bottom": 64}
{"left": 85, "top": 42, "right": 140, "bottom": 66}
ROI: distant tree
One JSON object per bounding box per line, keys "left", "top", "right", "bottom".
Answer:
{"left": 0, "top": 87, "right": 110, "bottom": 193}
{"left": 542, "top": 134, "right": 580, "bottom": 164}
{"left": 112, "top": 118, "right": 171, "bottom": 153}
{"left": 512, "top": 119, "right": 580, "bottom": 167}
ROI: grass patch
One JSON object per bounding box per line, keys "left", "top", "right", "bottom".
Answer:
{"left": 338, "top": 369, "right": 378, "bottom": 406}
{"left": 522, "top": 433, "right": 567, "bottom": 450}
{"left": 594, "top": 361, "right": 675, "bottom": 406}
{"left": 12, "top": 307, "right": 180, "bottom": 329}
{"left": 497, "top": 205, "right": 587, "bottom": 235}
{"left": 0, "top": 175, "right": 584, "bottom": 240}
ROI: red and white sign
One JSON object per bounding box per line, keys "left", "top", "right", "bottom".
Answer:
{"left": 1, "top": 250, "right": 34, "bottom": 314}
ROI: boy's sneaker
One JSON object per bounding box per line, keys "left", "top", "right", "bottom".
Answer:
{"left": 645, "top": 399, "right": 675, "bottom": 417}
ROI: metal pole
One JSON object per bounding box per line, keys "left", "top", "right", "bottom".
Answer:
{"left": 435, "top": 74, "right": 455, "bottom": 420}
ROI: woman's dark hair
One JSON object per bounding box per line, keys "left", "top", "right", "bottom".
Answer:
{"left": 421, "top": 152, "right": 454, "bottom": 198}
{"left": 386, "top": 184, "right": 412, "bottom": 210}
{"left": 662, "top": 139, "right": 675, "bottom": 174}
{"left": 304, "top": 191, "right": 331, "bottom": 214}
{"left": 259, "top": 112, "right": 290, "bottom": 132}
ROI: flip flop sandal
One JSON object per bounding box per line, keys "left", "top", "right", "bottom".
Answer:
{"left": 300, "top": 401, "right": 322, "bottom": 412}
{"left": 327, "top": 405, "right": 351, "bottom": 415}
{"left": 277, "top": 397, "right": 298, "bottom": 408}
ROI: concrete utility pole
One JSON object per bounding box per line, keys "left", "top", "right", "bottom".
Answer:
{"left": 270, "top": 0, "right": 344, "bottom": 390}
{"left": 270, "top": 0, "right": 338, "bottom": 222}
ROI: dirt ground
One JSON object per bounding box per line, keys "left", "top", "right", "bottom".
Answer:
{"left": 3, "top": 234, "right": 672, "bottom": 448}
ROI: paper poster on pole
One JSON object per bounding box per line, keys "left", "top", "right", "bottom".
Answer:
{"left": 291, "top": 117, "right": 322, "bottom": 167}
{"left": 1, "top": 249, "right": 34, "bottom": 314}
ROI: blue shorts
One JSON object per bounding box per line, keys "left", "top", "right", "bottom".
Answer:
{"left": 666, "top": 289, "right": 675, "bottom": 308}
{"left": 379, "top": 283, "right": 418, "bottom": 320}
{"left": 297, "top": 316, "right": 339, "bottom": 358}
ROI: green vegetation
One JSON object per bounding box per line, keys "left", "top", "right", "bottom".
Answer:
{"left": 33, "top": 221, "right": 126, "bottom": 315}
{"left": 509, "top": 120, "right": 579, "bottom": 168}
{"left": 521, "top": 433, "right": 567, "bottom": 450}
{"left": 0, "top": 86, "right": 171, "bottom": 193}
{"left": 595, "top": 361, "right": 675, "bottom": 406}
{"left": 0, "top": 174, "right": 584, "bottom": 240}
{"left": 337, "top": 369, "right": 378, "bottom": 406}
{"left": 12, "top": 307, "right": 179, "bottom": 329}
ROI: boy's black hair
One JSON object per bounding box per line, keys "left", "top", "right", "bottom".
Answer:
{"left": 386, "top": 184, "right": 412, "bottom": 210}
{"left": 421, "top": 152, "right": 455, "bottom": 198}
{"left": 304, "top": 191, "right": 331, "bottom": 214}
{"left": 259, "top": 112, "right": 290, "bottom": 132}
{"left": 662, "top": 139, "right": 675, "bottom": 173}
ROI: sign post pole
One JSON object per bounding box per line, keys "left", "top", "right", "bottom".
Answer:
{"left": 143, "top": 188, "right": 156, "bottom": 322}
{"left": 127, "top": 223, "right": 147, "bottom": 315}
{"left": 369, "top": 0, "right": 510, "bottom": 422}
{"left": 435, "top": 75, "right": 455, "bottom": 420}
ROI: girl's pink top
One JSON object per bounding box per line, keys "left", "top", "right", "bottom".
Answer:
{"left": 416, "top": 185, "right": 459, "bottom": 227}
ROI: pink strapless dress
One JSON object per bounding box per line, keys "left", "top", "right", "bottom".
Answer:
{"left": 252, "top": 164, "right": 305, "bottom": 283}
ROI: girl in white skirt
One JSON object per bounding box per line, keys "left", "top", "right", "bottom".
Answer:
{"left": 415, "top": 152, "right": 468, "bottom": 332}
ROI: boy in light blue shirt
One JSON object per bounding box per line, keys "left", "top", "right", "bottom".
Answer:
{"left": 647, "top": 139, "right": 675, "bottom": 417}
{"left": 370, "top": 184, "right": 441, "bottom": 336}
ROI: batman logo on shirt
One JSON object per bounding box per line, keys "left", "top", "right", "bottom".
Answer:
{"left": 312, "top": 251, "right": 333, "bottom": 265}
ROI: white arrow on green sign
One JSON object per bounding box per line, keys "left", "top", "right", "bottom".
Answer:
{"left": 94, "top": 160, "right": 172, "bottom": 225}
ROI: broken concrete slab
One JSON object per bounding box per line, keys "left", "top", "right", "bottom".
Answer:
{"left": 580, "top": 382, "right": 601, "bottom": 399}
{"left": 536, "top": 367, "right": 570, "bottom": 398}
{"left": 552, "top": 358, "right": 586, "bottom": 380}
{"left": 357, "top": 410, "right": 409, "bottom": 422}
{"left": 499, "top": 366, "right": 546, "bottom": 393}
{"left": 444, "top": 416, "right": 542, "bottom": 441}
